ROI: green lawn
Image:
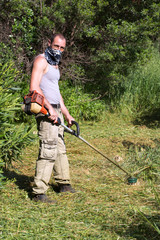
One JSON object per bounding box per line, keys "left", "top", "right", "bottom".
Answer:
{"left": 0, "top": 114, "right": 160, "bottom": 239}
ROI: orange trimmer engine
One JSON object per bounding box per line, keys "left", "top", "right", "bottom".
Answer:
{"left": 22, "top": 90, "right": 48, "bottom": 116}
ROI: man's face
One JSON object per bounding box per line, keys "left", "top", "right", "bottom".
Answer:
{"left": 50, "top": 36, "right": 66, "bottom": 52}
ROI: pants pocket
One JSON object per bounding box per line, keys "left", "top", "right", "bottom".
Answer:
{"left": 39, "top": 140, "right": 57, "bottom": 160}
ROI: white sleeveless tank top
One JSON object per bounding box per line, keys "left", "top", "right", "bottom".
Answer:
{"left": 40, "top": 62, "right": 61, "bottom": 104}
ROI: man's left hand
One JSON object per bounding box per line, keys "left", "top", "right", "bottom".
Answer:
{"left": 65, "top": 114, "right": 75, "bottom": 127}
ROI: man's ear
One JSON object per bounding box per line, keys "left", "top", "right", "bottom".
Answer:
{"left": 48, "top": 39, "right": 51, "bottom": 46}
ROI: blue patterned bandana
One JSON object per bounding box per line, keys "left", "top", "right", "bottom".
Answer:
{"left": 44, "top": 47, "right": 62, "bottom": 65}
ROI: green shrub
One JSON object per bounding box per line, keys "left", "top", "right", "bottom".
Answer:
{"left": 0, "top": 62, "right": 36, "bottom": 170}
{"left": 0, "top": 43, "right": 15, "bottom": 65}
{"left": 59, "top": 81, "right": 106, "bottom": 121}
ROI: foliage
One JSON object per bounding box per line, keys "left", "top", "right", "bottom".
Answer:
{"left": 0, "top": 0, "right": 160, "bottom": 101}
{"left": 117, "top": 48, "right": 160, "bottom": 120}
{"left": 0, "top": 62, "right": 36, "bottom": 169}
{"left": 0, "top": 42, "right": 15, "bottom": 65}
{"left": 60, "top": 81, "right": 106, "bottom": 121}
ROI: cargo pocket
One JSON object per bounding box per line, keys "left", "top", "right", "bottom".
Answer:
{"left": 39, "top": 140, "right": 57, "bottom": 160}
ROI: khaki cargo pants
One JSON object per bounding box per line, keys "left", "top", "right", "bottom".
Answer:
{"left": 32, "top": 108, "right": 70, "bottom": 195}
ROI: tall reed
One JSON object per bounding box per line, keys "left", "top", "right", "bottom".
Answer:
{"left": 118, "top": 48, "right": 160, "bottom": 120}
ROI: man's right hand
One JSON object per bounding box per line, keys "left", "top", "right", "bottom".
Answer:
{"left": 48, "top": 107, "right": 58, "bottom": 123}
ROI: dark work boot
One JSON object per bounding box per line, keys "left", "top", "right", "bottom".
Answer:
{"left": 58, "top": 184, "right": 76, "bottom": 193}
{"left": 32, "top": 194, "right": 57, "bottom": 203}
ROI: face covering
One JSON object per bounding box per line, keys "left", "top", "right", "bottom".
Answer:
{"left": 44, "top": 46, "right": 62, "bottom": 65}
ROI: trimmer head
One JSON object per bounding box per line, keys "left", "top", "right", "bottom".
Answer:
{"left": 127, "top": 165, "right": 151, "bottom": 185}
{"left": 127, "top": 177, "right": 137, "bottom": 185}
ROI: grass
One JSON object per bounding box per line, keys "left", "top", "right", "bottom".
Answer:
{"left": 117, "top": 48, "right": 160, "bottom": 120}
{"left": 0, "top": 114, "right": 160, "bottom": 239}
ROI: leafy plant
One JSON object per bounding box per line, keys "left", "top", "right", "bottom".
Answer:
{"left": 0, "top": 62, "right": 36, "bottom": 170}
{"left": 60, "top": 80, "right": 106, "bottom": 121}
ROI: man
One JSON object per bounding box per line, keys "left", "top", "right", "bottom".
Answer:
{"left": 30, "top": 33, "right": 75, "bottom": 203}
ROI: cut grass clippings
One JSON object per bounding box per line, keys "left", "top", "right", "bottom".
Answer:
{"left": 0, "top": 114, "right": 160, "bottom": 240}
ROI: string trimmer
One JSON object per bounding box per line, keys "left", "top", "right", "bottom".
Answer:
{"left": 22, "top": 90, "right": 150, "bottom": 185}
{"left": 56, "top": 118, "right": 151, "bottom": 184}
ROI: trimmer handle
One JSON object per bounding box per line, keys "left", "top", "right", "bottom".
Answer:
{"left": 55, "top": 118, "right": 80, "bottom": 137}
{"left": 71, "top": 120, "right": 80, "bottom": 137}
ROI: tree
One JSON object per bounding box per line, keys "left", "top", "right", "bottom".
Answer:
{"left": 0, "top": 0, "right": 160, "bottom": 100}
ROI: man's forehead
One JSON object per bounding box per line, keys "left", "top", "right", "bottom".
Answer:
{"left": 53, "top": 36, "right": 66, "bottom": 44}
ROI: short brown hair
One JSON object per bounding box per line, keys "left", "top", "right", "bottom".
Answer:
{"left": 50, "top": 33, "right": 66, "bottom": 43}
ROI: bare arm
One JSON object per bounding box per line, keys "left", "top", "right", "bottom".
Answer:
{"left": 60, "top": 95, "right": 75, "bottom": 126}
{"left": 30, "top": 56, "right": 58, "bottom": 122}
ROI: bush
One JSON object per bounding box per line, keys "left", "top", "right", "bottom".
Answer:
{"left": 0, "top": 62, "right": 36, "bottom": 170}
{"left": 59, "top": 81, "right": 106, "bottom": 121}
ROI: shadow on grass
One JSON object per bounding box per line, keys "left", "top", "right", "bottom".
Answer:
{"left": 114, "top": 214, "right": 160, "bottom": 240}
{"left": 49, "top": 184, "right": 60, "bottom": 193}
{"left": 2, "top": 169, "right": 60, "bottom": 198}
{"left": 133, "top": 109, "right": 160, "bottom": 129}
{"left": 3, "top": 169, "right": 34, "bottom": 199}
